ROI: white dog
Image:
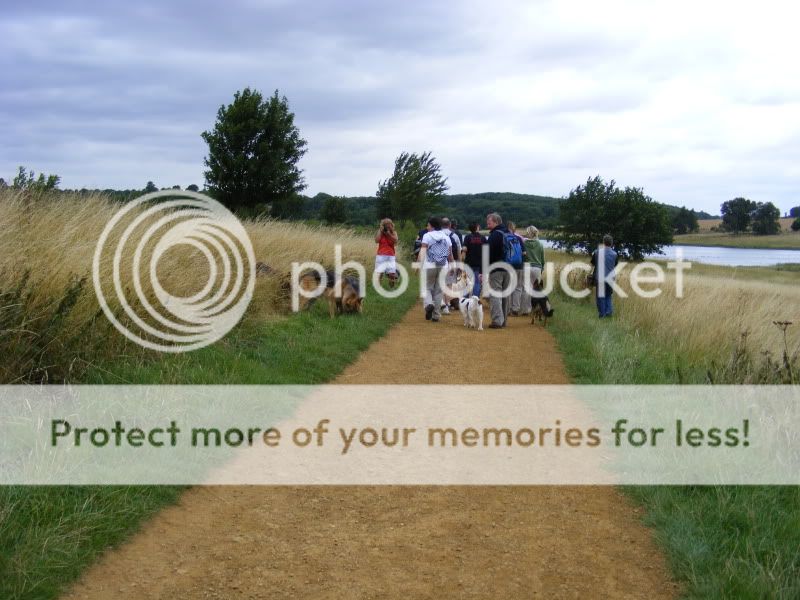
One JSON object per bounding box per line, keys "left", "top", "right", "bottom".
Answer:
{"left": 458, "top": 296, "right": 484, "bottom": 331}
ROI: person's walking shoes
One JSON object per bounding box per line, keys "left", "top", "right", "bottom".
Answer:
{"left": 488, "top": 323, "right": 503, "bottom": 329}
{"left": 425, "top": 304, "right": 434, "bottom": 320}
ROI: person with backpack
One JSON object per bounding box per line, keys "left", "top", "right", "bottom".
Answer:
{"left": 441, "top": 218, "right": 462, "bottom": 265}
{"left": 485, "top": 212, "right": 514, "bottom": 328}
{"left": 591, "top": 234, "right": 619, "bottom": 318}
{"left": 440, "top": 217, "right": 463, "bottom": 314}
{"left": 507, "top": 222, "right": 528, "bottom": 315}
{"left": 461, "top": 222, "right": 486, "bottom": 297}
{"left": 418, "top": 216, "right": 454, "bottom": 322}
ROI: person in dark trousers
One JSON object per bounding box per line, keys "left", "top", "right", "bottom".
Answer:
{"left": 461, "top": 222, "right": 486, "bottom": 297}
{"left": 486, "top": 212, "right": 511, "bottom": 328}
{"left": 591, "top": 234, "right": 619, "bottom": 318}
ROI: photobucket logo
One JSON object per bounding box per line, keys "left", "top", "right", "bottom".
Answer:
{"left": 92, "top": 190, "right": 255, "bottom": 352}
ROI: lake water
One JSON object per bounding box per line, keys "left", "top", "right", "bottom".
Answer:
{"left": 542, "top": 241, "right": 800, "bottom": 267}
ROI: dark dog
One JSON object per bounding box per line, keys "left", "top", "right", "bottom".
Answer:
{"left": 298, "top": 271, "right": 363, "bottom": 318}
{"left": 530, "top": 279, "right": 554, "bottom": 326}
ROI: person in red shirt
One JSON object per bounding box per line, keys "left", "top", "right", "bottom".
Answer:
{"left": 375, "top": 218, "right": 399, "bottom": 288}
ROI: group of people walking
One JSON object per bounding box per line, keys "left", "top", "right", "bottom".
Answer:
{"left": 475, "top": 213, "right": 546, "bottom": 328}
{"left": 411, "top": 213, "right": 545, "bottom": 327}
{"left": 374, "top": 214, "right": 617, "bottom": 324}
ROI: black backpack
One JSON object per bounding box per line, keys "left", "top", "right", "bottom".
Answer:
{"left": 448, "top": 231, "right": 461, "bottom": 261}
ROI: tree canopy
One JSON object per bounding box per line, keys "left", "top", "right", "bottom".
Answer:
{"left": 376, "top": 151, "right": 448, "bottom": 223}
{"left": 320, "top": 195, "right": 348, "bottom": 224}
{"left": 202, "top": 88, "right": 307, "bottom": 217}
{"left": 550, "top": 176, "right": 672, "bottom": 259}
{"left": 721, "top": 197, "right": 756, "bottom": 233}
{"left": 12, "top": 166, "right": 60, "bottom": 193}
{"left": 672, "top": 206, "right": 699, "bottom": 234}
{"left": 751, "top": 201, "right": 781, "bottom": 235}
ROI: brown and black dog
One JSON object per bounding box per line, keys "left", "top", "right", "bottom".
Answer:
{"left": 530, "top": 279, "right": 554, "bottom": 326}
{"left": 298, "top": 271, "right": 363, "bottom": 318}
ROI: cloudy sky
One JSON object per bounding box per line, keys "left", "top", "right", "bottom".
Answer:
{"left": 2, "top": 0, "right": 798, "bottom": 213}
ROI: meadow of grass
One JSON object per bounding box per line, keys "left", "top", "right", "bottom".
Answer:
{"left": 546, "top": 254, "right": 799, "bottom": 598}
{"left": 549, "top": 250, "right": 799, "bottom": 383}
{"left": 0, "top": 188, "right": 420, "bottom": 600}
{"left": 0, "top": 188, "right": 380, "bottom": 383}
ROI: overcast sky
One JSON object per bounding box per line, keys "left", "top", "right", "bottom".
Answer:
{"left": 2, "top": 0, "right": 798, "bottom": 214}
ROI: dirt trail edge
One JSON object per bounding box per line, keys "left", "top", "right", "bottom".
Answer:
{"left": 63, "top": 304, "right": 678, "bottom": 599}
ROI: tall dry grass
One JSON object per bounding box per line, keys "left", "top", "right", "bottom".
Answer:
{"left": 549, "top": 252, "right": 800, "bottom": 383}
{"left": 0, "top": 189, "right": 378, "bottom": 382}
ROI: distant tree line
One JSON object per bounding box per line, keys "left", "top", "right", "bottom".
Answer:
{"left": 294, "top": 191, "right": 564, "bottom": 228}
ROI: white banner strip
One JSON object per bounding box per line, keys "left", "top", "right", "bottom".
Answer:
{"left": 1, "top": 385, "right": 797, "bottom": 485}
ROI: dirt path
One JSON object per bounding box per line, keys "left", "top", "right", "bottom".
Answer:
{"left": 63, "top": 305, "right": 678, "bottom": 599}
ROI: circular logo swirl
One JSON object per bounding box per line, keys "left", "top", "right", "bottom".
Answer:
{"left": 92, "top": 190, "right": 255, "bottom": 352}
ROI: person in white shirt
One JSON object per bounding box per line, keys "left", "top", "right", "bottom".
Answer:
{"left": 440, "top": 217, "right": 462, "bottom": 314}
{"left": 418, "top": 216, "right": 454, "bottom": 322}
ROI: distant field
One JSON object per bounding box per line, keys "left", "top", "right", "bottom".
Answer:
{"left": 675, "top": 229, "right": 800, "bottom": 249}
{"left": 697, "top": 217, "right": 795, "bottom": 232}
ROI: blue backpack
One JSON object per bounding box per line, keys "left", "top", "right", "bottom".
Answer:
{"left": 503, "top": 233, "right": 523, "bottom": 267}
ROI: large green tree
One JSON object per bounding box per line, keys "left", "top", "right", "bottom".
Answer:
{"left": 202, "top": 88, "right": 307, "bottom": 216}
{"left": 376, "top": 151, "right": 448, "bottom": 223}
{"left": 751, "top": 201, "right": 781, "bottom": 235}
{"left": 789, "top": 206, "right": 799, "bottom": 218}
{"left": 721, "top": 197, "right": 756, "bottom": 233}
{"left": 551, "top": 176, "right": 672, "bottom": 259}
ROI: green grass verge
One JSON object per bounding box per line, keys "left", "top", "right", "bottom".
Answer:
{"left": 0, "top": 282, "right": 418, "bottom": 600}
{"left": 85, "top": 283, "right": 418, "bottom": 384}
{"left": 547, "top": 293, "right": 800, "bottom": 599}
